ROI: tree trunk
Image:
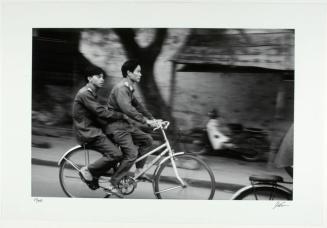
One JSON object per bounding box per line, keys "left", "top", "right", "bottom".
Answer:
{"left": 138, "top": 58, "right": 171, "bottom": 121}
{"left": 113, "top": 29, "right": 175, "bottom": 125}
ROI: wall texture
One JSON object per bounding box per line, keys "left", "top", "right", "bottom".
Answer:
{"left": 79, "top": 28, "right": 294, "bottom": 133}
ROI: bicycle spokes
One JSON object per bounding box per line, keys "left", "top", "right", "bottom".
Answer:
{"left": 63, "top": 157, "right": 81, "bottom": 171}
{"left": 155, "top": 185, "right": 185, "bottom": 194}
{"left": 154, "top": 154, "right": 215, "bottom": 200}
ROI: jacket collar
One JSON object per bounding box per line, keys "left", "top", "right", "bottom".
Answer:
{"left": 123, "top": 78, "right": 135, "bottom": 92}
{"left": 86, "top": 83, "right": 97, "bottom": 97}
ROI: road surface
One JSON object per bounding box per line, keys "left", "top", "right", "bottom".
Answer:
{"left": 32, "top": 164, "right": 234, "bottom": 200}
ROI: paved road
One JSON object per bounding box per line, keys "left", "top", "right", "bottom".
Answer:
{"left": 32, "top": 135, "right": 290, "bottom": 187}
{"left": 32, "top": 134, "right": 291, "bottom": 200}
{"left": 32, "top": 164, "right": 233, "bottom": 200}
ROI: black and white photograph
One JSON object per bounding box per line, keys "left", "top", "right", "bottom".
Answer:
{"left": 31, "top": 28, "right": 294, "bottom": 200}
{"left": 1, "top": 1, "right": 326, "bottom": 227}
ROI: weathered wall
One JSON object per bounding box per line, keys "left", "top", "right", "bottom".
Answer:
{"left": 172, "top": 72, "right": 282, "bottom": 130}
{"left": 79, "top": 28, "right": 294, "bottom": 134}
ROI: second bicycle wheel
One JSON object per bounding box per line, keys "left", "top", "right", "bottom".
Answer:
{"left": 153, "top": 154, "right": 215, "bottom": 200}
{"left": 59, "top": 147, "right": 109, "bottom": 198}
{"left": 233, "top": 186, "right": 292, "bottom": 200}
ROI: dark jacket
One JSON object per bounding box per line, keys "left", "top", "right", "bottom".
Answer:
{"left": 105, "top": 79, "right": 153, "bottom": 133}
{"left": 72, "top": 84, "right": 124, "bottom": 143}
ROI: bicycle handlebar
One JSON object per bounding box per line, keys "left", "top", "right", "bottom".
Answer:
{"left": 153, "top": 120, "right": 170, "bottom": 131}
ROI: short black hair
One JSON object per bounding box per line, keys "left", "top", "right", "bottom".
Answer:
{"left": 121, "top": 59, "right": 140, "bottom": 78}
{"left": 84, "top": 65, "right": 105, "bottom": 82}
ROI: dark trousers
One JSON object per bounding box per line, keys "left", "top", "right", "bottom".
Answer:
{"left": 109, "top": 126, "right": 153, "bottom": 186}
{"left": 86, "top": 135, "right": 123, "bottom": 178}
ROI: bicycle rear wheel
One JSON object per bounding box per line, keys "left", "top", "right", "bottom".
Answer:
{"left": 153, "top": 154, "right": 215, "bottom": 200}
{"left": 59, "top": 148, "right": 109, "bottom": 198}
{"left": 233, "top": 186, "right": 292, "bottom": 200}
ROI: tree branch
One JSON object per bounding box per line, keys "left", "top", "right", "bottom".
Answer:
{"left": 113, "top": 28, "right": 140, "bottom": 59}
{"left": 146, "top": 28, "right": 168, "bottom": 59}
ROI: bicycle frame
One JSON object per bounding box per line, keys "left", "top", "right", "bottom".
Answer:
{"left": 132, "top": 122, "right": 186, "bottom": 187}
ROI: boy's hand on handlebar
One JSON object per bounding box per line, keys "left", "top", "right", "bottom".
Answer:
{"left": 154, "top": 119, "right": 163, "bottom": 124}
{"left": 146, "top": 119, "right": 159, "bottom": 128}
{"left": 145, "top": 119, "right": 169, "bottom": 130}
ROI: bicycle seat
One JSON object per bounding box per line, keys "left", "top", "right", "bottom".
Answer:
{"left": 81, "top": 142, "right": 121, "bottom": 149}
{"left": 249, "top": 175, "right": 283, "bottom": 183}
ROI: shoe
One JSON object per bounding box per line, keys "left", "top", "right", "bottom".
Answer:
{"left": 100, "top": 182, "right": 123, "bottom": 198}
{"left": 80, "top": 166, "right": 93, "bottom": 181}
{"left": 79, "top": 167, "right": 99, "bottom": 190}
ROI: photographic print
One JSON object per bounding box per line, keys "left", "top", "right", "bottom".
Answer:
{"left": 2, "top": 1, "right": 326, "bottom": 227}
{"left": 31, "top": 28, "right": 294, "bottom": 200}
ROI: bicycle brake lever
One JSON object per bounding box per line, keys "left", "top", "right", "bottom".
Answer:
{"left": 152, "top": 120, "right": 167, "bottom": 131}
{"left": 163, "top": 121, "right": 170, "bottom": 129}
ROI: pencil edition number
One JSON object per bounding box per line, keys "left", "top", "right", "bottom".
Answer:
{"left": 33, "top": 198, "right": 43, "bottom": 204}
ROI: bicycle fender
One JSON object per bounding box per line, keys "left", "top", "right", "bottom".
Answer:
{"left": 230, "top": 183, "right": 292, "bottom": 200}
{"left": 58, "top": 145, "right": 83, "bottom": 166}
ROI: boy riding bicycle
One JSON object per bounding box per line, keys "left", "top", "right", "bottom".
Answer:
{"left": 103, "top": 59, "right": 160, "bottom": 190}
{"left": 72, "top": 66, "right": 125, "bottom": 194}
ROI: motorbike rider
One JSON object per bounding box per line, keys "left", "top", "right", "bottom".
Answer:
{"left": 206, "top": 109, "right": 233, "bottom": 150}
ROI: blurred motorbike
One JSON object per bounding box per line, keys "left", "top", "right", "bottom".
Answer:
{"left": 187, "top": 109, "right": 270, "bottom": 161}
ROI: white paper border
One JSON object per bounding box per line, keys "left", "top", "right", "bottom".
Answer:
{"left": 1, "top": 1, "right": 326, "bottom": 227}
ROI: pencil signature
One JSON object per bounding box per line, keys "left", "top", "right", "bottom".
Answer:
{"left": 272, "top": 201, "right": 289, "bottom": 209}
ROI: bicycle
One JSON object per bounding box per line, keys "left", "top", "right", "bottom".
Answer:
{"left": 231, "top": 174, "right": 293, "bottom": 200}
{"left": 58, "top": 120, "right": 216, "bottom": 199}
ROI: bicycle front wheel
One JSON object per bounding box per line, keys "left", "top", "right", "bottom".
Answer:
{"left": 153, "top": 154, "right": 215, "bottom": 200}
{"left": 59, "top": 148, "right": 109, "bottom": 198}
{"left": 233, "top": 186, "right": 292, "bottom": 200}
